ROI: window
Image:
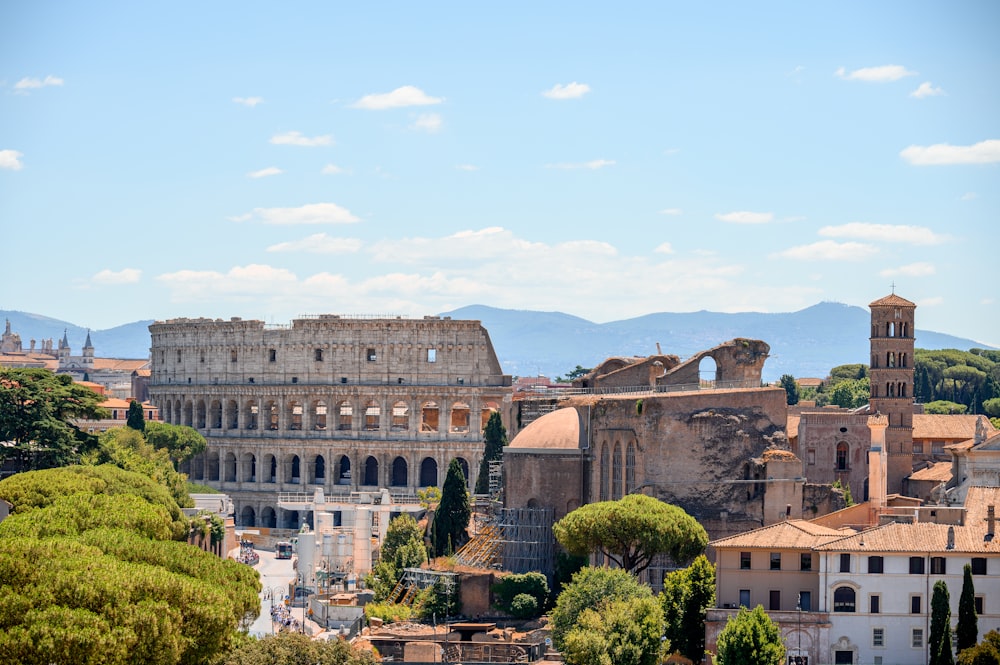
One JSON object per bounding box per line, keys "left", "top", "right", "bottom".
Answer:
{"left": 366, "top": 348, "right": 377, "bottom": 361}
{"left": 740, "top": 552, "right": 751, "bottom": 569}
{"left": 769, "top": 590, "right": 781, "bottom": 611}
{"left": 798, "top": 591, "right": 811, "bottom": 611}
{"left": 931, "top": 557, "right": 946, "bottom": 575}
{"left": 873, "top": 627, "right": 885, "bottom": 648}
{"left": 314, "top": 348, "right": 323, "bottom": 361}
{"left": 932, "top": 441, "right": 944, "bottom": 455}
{"left": 836, "top": 442, "right": 848, "bottom": 470}
{"left": 231, "top": 350, "right": 237, "bottom": 363}
{"left": 800, "top": 553, "right": 812, "bottom": 571}
{"left": 176, "top": 349, "right": 181, "bottom": 363}
{"left": 807, "top": 449, "right": 816, "bottom": 465}
{"left": 913, "top": 441, "right": 924, "bottom": 454}
{"left": 910, "top": 556, "right": 925, "bottom": 574}
{"left": 976, "top": 596, "right": 984, "bottom": 615}
{"left": 870, "top": 594, "right": 881, "bottom": 614}
{"left": 427, "top": 348, "right": 436, "bottom": 362}
{"left": 833, "top": 586, "right": 856, "bottom": 613}
{"left": 770, "top": 552, "right": 781, "bottom": 570}
{"left": 268, "top": 349, "right": 276, "bottom": 362}
{"left": 912, "top": 628, "right": 923, "bottom": 648}
{"left": 972, "top": 557, "right": 988, "bottom": 575}
{"left": 868, "top": 556, "right": 884, "bottom": 573}
{"left": 739, "top": 589, "right": 750, "bottom": 608}
{"left": 911, "top": 595, "right": 922, "bottom": 614}
{"left": 840, "top": 553, "right": 851, "bottom": 573}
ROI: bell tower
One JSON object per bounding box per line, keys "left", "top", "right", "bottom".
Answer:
{"left": 869, "top": 292, "right": 916, "bottom": 495}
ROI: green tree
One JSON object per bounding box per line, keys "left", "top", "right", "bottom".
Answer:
{"left": 829, "top": 363, "right": 868, "bottom": 383}
{"left": 925, "top": 400, "right": 969, "bottom": 415}
{"left": 492, "top": 571, "right": 549, "bottom": 617}
{"left": 417, "top": 576, "right": 461, "bottom": 620}
{"left": 931, "top": 580, "right": 955, "bottom": 665}
{"left": 0, "top": 367, "right": 107, "bottom": 470}
{"left": 983, "top": 398, "right": 1000, "bottom": 419}
{"left": 551, "top": 566, "right": 652, "bottom": 649}
{"left": 557, "top": 365, "right": 593, "bottom": 383}
{"left": 143, "top": 421, "right": 207, "bottom": 468}
{"left": 475, "top": 410, "right": 507, "bottom": 494}
{"left": 216, "top": 631, "right": 377, "bottom": 665}
{"left": 86, "top": 426, "right": 193, "bottom": 508}
{"left": 553, "top": 494, "right": 707, "bottom": 576}
{"left": 958, "top": 563, "right": 979, "bottom": 654}
{"left": 829, "top": 377, "right": 870, "bottom": 409}
{"left": 562, "top": 596, "right": 665, "bottom": 665}
{"left": 716, "top": 605, "right": 785, "bottom": 665}
{"left": 432, "top": 459, "right": 471, "bottom": 556}
{"left": 779, "top": 374, "right": 799, "bottom": 405}
{"left": 958, "top": 630, "right": 1000, "bottom": 665}
{"left": 661, "top": 554, "right": 715, "bottom": 661}
{"left": 126, "top": 399, "right": 146, "bottom": 432}
{"left": 382, "top": 514, "right": 427, "bottom": 570}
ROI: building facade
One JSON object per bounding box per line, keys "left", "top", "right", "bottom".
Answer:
{"left": 147, "top": 315, "right": 511, "bottom": 530}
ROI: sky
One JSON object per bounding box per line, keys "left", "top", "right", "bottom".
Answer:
{"left": 1, "top": 2, "right": 998, "bottom": 347}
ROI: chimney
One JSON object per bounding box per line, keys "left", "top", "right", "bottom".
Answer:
{"left": 987, "top": 505, "right": 996, "bottom": 542}
{"left": 947, "top": 526, "right": 955, "bottom": 550}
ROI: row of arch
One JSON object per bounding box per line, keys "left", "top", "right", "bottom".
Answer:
{"left": 183, "top": 451, "right": 471, "bottom": 491}
{"left": 160, "top": 397, "right": 498, "bottom": 435}
{"left": 872, "top": 381, "right": 909, "bottom": 398}
{"left": 597, "top": 441, "right": 638, "bottom": 501}
{"left": 872, "top": 321, "right": 910, "bottom": 338}
{"left": 871, "top": 351, "right": 909, "bottom": 369}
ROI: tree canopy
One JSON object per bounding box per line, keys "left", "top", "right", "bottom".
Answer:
{"left": 661, "top": 554, "right": 715, "bottom": 661}
{"left": 716, "top": 605, "right": 785, "bottom": 665}
{"left": 126, "top": 399, "right": 146, "bottom": 431}
{"left": 778, "top": 374, "right": 799, "bottom": 405}
{"left": 562, "top": 596, "right": 664, "bottom": 665}
{"left": 550, "top": 566, "right": 652, "bottom": 649}
{"left": 0, "top": 367, "right": 107, "bottom": 470}
{"left": 432, "top": 458, "right": 471, "bottom": 556}
{"left": 216, "top": 631, "right": 376, "bottom": 665}
{"left": 958, "top": 630, "right": 1000, "bottom": 665}
{"left": 143, "top": 421, "right": 207, "bottom": 468}
{"left": 553, "top": 494, "right": 707, "bottom": 575}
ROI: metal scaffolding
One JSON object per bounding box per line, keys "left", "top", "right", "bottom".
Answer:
{"left": 497, "top": 507, "right": 555, "bottom": 576}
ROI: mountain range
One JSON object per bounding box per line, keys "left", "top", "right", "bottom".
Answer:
{"left": 1, "top": 303, "right": 991, "bottom": 384}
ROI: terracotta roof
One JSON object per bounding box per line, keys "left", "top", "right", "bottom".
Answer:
{"left": 796, "top": 378, "right": 824, "bottom": 388}
{"left": 869, "top": 293, "right": 916, "bottom": 308}
{"left": 963, "top": 487, "right": 1000, "bottom": 525}
{"left": 913, "top": 414, "right": 996, "bottom": 440}
{"left": 907, "top": 462, "right": 952, "bottom": 483}
{"left": 710, "top": 519, "right": 848, "bottom": 549}
{"left": 91, "top": 358, "right": 149, "bottom": 371}
{"left": 816, "top": 520, "right": 1000, "bottom": 555}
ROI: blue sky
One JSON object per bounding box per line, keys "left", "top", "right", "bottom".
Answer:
{"left": 1, "top": 2, "right": 998, "bottom": 347}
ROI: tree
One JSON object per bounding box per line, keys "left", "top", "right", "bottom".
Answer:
{"left": 925, "top": 400, "right": 969, "bottom": 415}
{"left": 829, "top": 363, "right": 868, "bottom": 383}
{"left": 930, "top": 580, "right": 955, "bottom": 665}
{"left": 143, "top": 421, "right": 207, "bottom": 468}
{"left": 958, "top": 630, "right": 1000, "bottom": 665}
{"left": 661, "top": 554, "right": 715, "bottom": 661}
{"left": 959, "top": 563, "right": 979, "bottom": 654}
{"left": 557, "top": 365, "right": 593, "bottom": 383}
{"left": 829, "top": 377, "right": 869, "bottom": 409}
{"left": 475, "top": 410, "right": 507, "bottom": 494}
{"left": 86, "top": 426, "right": 193, "bottom": 508}
{"left": 550, "top": 566, "right": 652, "bottom": 649}
{"left": 432, "top": 459, "right": 471, "bottom": 556}
{"left": 0, "top": 367, "right": 107, "bottom": 470}
{"left": 716, "top": 605, "right": 785, "bottom": 665}
{"left": 983, "top": 398, "right": 1000, "bottom": 419}
{"left": 553, "top": 494, "right": 708, "bottom": 576}
{"left": 382, "top": 513, "right": 427, "bottom": 570}
{"left": 126, "top": 399, "right": 146, "bottom": 432}
{"left": 779, "top": 374, "right": 799, "bottom": 405}
{"left": 493, "top": 572, "right": 549, "bottom": 617}
{"left": 216, "top": 631, "right": 377, "bottom": 665}
{"left": 562, "top": 596, "right": 665, "bottom": 665}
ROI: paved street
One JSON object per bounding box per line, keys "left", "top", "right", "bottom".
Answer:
{"left": 246, "top": 547, "right": 295, "bottom": 638}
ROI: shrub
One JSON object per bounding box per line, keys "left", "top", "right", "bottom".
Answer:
{"left": 510, "top": 593, "right": 539, "bottom": 620}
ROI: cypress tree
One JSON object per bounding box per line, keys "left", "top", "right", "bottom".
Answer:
{"left": 126, "top": 400, "right": 146, "bottom": 432}
{"left": 957, "top": 563, "right": 978, "bottom": 653}
{"left": 433, "top": 459, "right": 471, "bottom": 557}
{"left": 929, "top": 580, "right": 954, "bottom": 665}
{"left": 475, "top": 411, "right": 507, "bottom": 494}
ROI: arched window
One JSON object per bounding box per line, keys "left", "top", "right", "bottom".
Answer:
{"left": 833, "top": 586, "right": 856, "bottom": 612}
{"left": 289, "top": 400, "right": 303, "bottom": 430}
{"left": 391, "top": 401, "right": 409, "bottom": 430}
{"left": 364, "top": 400, "right": 380, "bottom": 430}
{"left": 887, "top": 352, "right": 896, "bottom": 368}
{"left": 338, "top": 401, "right": 352, "bottom": 431}
{"left": 626, "top": 443, "right": 637, "bottom": 494}
{"left": 210, "top": 400, "right": 222, "bottom": 429}
{"left": 312, "top": 401, "right": 327, "bottom": 430}
{"left": 289, "top": 455, "right": 301, "bottom": 483}
{"left": 313, "top": 455, "right": 325, "bottom": 483}
{"left": 240, "top": 506, "right": 256, "bottom": 527}
{"left": 364, "top": 455, "right": 380, "bottom": 486}
{"left": 261, "top": 507, "right": 276, "bottom": 528}
{"left": 196, "top": 400, "right": 207, "bottom": 429}
{"left": 391, "top": 457, "right": 408, "bottom": 487}
{"left": 836, "top": 442, "right": 849, "bottom": 471}
{"left": 421, "top": 401, "right": 440, "bottom": 432}
{"left": 419, "top": 457, "right": 438, "bottom": 487}
{"left": 245, "top": 401, "right": 258, "bottom": 430}
{"left": 226, "top": 400, "right": 239, "bottom": 429}
{"left": 265, "top": 401, "right": 279, "bottom": 430}
{"left": 242, "top": 453, "right": 256, "bottom": 482}
{"left": 450, "top": 401, "right": 470, "bottom": 433}
{"left": 338, "top": 455, "right": 352, "bottom": 485}
{"left": 600, "top": 444, "right": 609, "bottom": 501}
{"left": 612, "top": 443, "right": 623, "bottom": 499}
{"left": 224, "top": 452, "right": 237, "bottom": 482}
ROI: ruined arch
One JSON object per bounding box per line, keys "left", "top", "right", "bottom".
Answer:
{"left": 391, "top": 456, "right": 408, "bottom": 487}
{"left": 419, "top": 457, "right": 438, "bottom": 487}
{"left": 391, "top": 401, "right": 409, "bottom": 431}
{"left": 261, "top": 506, "right": 277, "bottom": 528}
{"left": 245, "top": 400, "right": 259, "bottom": 430}
{"left": 337, "top": 400, "right": 353, "bottom": 431}
{"left": 365, "top": 455, "right": 381, "bottom": 486}
{"left": 263, "top": 453, "right": 277, "bottom": 483}
{"left": 312, "top": 455, "right": 325, "bottom": 484}
{"left": 450, "top": 401, "right": 470, "bottom": 433}
{"left": 265, "top": 400, "right": 279, "bottom": 430}
{"left": 337, "top": 455, "right": 352, "bottom": 485}
{"left": 421, "top": 401, "right": 440, "bottom": 432}
{"left": 206, "top": 451, "right": 220, "bottom": 482}
{"left": 240, "top": 505, "right": 256, "bottom": 527}
{"left": 288, "top": 400, "right": 303, "bottom": 430}
{"left": 480, "top": 401, "right": 499, "bottom": 431}
{"left": 364, "top": 400, "right": 380, "bottom": 431}
{"left": 183, "top": 401, "right": 193, "bottom": 427}
{"left": 196, "top": 400, "right": 207, "bottom": 429}
{"left": 286, "top": 454, "right": 301, "bottom": 484}
{"left": 241, "top": 452, "right": 257, "bottom": 482}
{"left": 312, "top": 400, "right": 327, "bottom": 430}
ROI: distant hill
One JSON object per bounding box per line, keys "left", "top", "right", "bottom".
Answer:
{"left": 2, "top": 304, "right": 990, "bottom": 383}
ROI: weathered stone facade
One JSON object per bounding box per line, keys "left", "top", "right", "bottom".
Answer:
{"left": 148, "top": 315, "right": 511, "bottom": 529}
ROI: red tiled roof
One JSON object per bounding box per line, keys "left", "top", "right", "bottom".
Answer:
{"left": 869, "top": 293, "right": 916, "bottom": 308}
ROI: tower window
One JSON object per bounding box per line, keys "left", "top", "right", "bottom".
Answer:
{"left": 268, "top": 349, "right": 276, "bottom": 362}
{"left": 314, "top": 348, "right": 323, "bottom": 361}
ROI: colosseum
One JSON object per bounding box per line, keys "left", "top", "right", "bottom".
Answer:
{"left": 147, "top": 315, "right": 512, "bottom": 530}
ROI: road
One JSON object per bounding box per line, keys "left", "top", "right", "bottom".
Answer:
{"left": 246, "top": 547, "right": 296, "bottom": 638}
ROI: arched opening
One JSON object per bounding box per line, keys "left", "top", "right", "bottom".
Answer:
{"left": 626, "top": 442, "right": 636, "bottom": 494}
{"left": 420, "top": 457, "right": 438, "bottom": 487}
{"left": 337, "top": 455, "right": 351, "bottom": 485}
{"left": 312, "top": 455, "right": 325, "bottom": 484}
{"left": 245, "top": 400, "right": 258, "bottom": 430}
{"left": 242, "top": 453, "right": 257, "bottom": 482}
{"left": 240, "top": 506, "right": 256, "bottom": 527}
{"left": 391, "top": 457, "right": 408, "bottom": 487}
{"left": 224, "top": 452, "right": 237, "bottom": 482}
{"left": 612, "top": 443, "right": 623, "bottom": 499}
{"left": 833, "top": 586, "right": 856, "bottom": 612}
{"left": 289, "top": 400, "right": 303, "bottom": 430}
{"left": 184, "top": 401, "right": 193, "bottom": 427}
{"left": 391, "top": 401, "right": 409, "bottom": 431}
{"left": 364, "top": 456, "right": 380, "bottom": 486}
{"left": 364, "top": 400, "right": 380, "bottom": 430}
{"left": 265, "top": 401, "right": 279, "bottom": 430}
{"left": 191, "top": 453, "right": 204, "bottom": 480}
{"left": 261, "top": 506, "right": 277, "bottom": 528}
{"left": 421, "top": 401, "right": 440, "bottom": 432}
{"left": 902, "top": 322, "right": 909, "bottom": 337}
{"left": 164, "top": 401, "right": 172, "bottom": 423}
{"left": 600, "top": 443, "right": 609, "bottom": 501}
{"left": 836, "top": 442, "right": 849, "bottom": 471}
{"left": 450, "top": 401, "right": 470, "bottom": 433}
{"left": 338, "top": 401, "right": 353, "bottom": 431}
{"left": 173, "top": 399, "right": 181, "bottom": 425}
{"left": 207, "top": 452, "right": 220, "bottom": 482}
{"left": 226, "top": 400, "right": 239, "bottom": 429}
{"left": 288, "top": 455, "right": 301, "bottom": 484}
{"left": 283, "top": 509, "right": 300, "bottom": 530}
{"left": 481, "top": 401, "right": 499, "bottom": 431}
{"left": 698, "top": 356, "right": 719, "bottom": 386}
{"left": 196, "top": 400, "right": 207, "bottom": 429}
{"left": 886, "top": 321, "right": 895, "bottom": 337}
{"left": 887, "top": 351, "right": 896, "bottom": 368}
{"left": 312, "top": 401, "right": 327, "bottom": 430}
{"left": 263, "top": 454, "right": 277, "bottom": 483}
{"left": 210, "top": 400, "right": 222, "bottom": 429}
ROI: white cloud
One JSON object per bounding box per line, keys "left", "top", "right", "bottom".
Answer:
{"left": 247, "top": 167, "right": 283, "bottom": 179}
{"left": 542, "top": 82, "right": 591, "bottom": 100}
{"left": 654, "top": 242, "right": 675, "bottom": 254}
{"left": 658, "top": 208, "right": 683, "bottom": 216}
{"left": 918, "top": 296, "right": 944, "bottom": 307}
{"left": 233, "top": 203, "right": 360, "bottom": 225}
{"left": 267, "top": 233, "right": 363, "bottom": 254}
{"left": 157, "top": 264, "right": 298, "bottom": 302}
{"left": 456, "top": 164, "right": 479, "bottom": 171}
{"left": 879, "top": 262, "right": 936, "bottom": 278}
{"left": 92, "top": 268, "right": 141, "bottom": 285}
{"left": 321, "top": 164, "right": 349, "bottom": 175}
{"left": 819, "top": 222, "right": 949, "bottom": 246}
{"left": 233, "top": 96, "right": 263, "bottom": 107}
{"left": 775, "top": 240, "right": 879, "bottom": 261}
{"left": 14, "top": 75, "right": 64, "bottom": 91}
{"left": 910, "top": 82, "right": 944, "bottom": 98}
{"left": 269, "top": 131, "right": 334, "bottom": 147}
{"left": 351, "top": 85, "right": 443, "bottom": 110}
{"left": 835, "top": 65, "right": 916, "bottom": 82}
{"left": 0, "top": 149, "right": 24, "bottom": 170}
{"left": 412, "top": 113, "right": 443, "bottom": 133}
{"left": 961, "top": 192, "right": 977, "bottom": 201}
{"left": 715, "top": 211, "right": 773, "bottom": 224}
{"left": 545, "top": 159, "right": 615, "bottom": 170}
{"left": 663, "top": 148, "right": 680, "bottom": 155}
{"left": 900, "top": 139, "right": 1000, "bottom": 165}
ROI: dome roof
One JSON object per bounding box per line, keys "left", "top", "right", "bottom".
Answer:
{"left": 508, "top": 407, "right": 586, "bottom": 450}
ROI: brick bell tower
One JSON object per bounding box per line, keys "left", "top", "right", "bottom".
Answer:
{"left": 869, "top": 292, "right": 916, "bottom": 495}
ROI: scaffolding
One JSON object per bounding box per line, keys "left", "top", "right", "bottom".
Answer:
{"left": 497, "top": 507, "right": 555, "bottom": 575}
{"left": 388, "top": 567, "right": 458, "bottom": 606}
